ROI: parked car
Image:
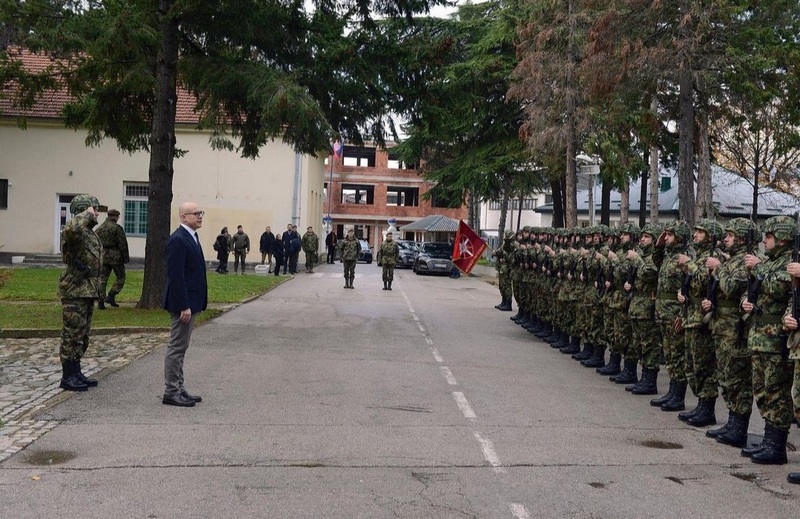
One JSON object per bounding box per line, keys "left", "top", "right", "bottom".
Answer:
{"left": 413, "top": 242, "right": 453, "bottom": 275}
{"left": 357, "top": 239, "right": 373, "bottom": 263}
{"left": 378, "top": 239, "right": 418, "bottom": 268}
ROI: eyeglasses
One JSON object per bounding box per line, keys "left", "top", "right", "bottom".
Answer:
{"left": 183, "top": 211, "right": 204, "bottom": 218}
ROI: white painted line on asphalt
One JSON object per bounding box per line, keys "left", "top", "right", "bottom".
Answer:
{"left": 509, "top": 503, "right": 531, "bottom": 519}
{"left": 439, "top": 366, "right": 458, "bottom": 385}
{"left": 430, "top": 347, "right": 443, "bottom": 362}
{"left": 453, "top": 392, "right": 476, "bottom": 419}
{"left": 311, "top": 273, "right": 325, "bottom": 278}
{"left": 474, "top": 432, "right": 505, "bottom": 474}
{"left": 425, "top": 337, "right": 434, "bottom": 346}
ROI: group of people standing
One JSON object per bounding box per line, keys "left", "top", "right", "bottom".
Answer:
{"left": 213, "top": 224, "right": 319, "bottom": 276}
{"left": 494, "top": 217, "right": 800, "bottom": 484}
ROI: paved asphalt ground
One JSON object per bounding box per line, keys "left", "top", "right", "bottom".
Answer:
{"left": 1, "top": 262, "right": 798, "bottom": 518}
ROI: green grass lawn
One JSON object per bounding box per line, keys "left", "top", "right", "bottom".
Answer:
{"left": 0, "top": 267, "right": 284, "bottom": 329}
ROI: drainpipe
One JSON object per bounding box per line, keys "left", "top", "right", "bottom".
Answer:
{"left": 292, "top": 153, "right": 302, "bottom": 226}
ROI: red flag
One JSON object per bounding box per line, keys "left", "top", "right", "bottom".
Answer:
{"left": 452, "top": 220, "right": 487, "bottom": 275}
{"left": 333, "top": 140, "right": 343, "bottom": 159}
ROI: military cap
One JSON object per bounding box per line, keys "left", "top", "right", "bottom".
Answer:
{"left": 694, "top": 219, "right": 723, "bottom": 242}
{"left": 724, "top": 218, "right": 760, "bottom": 242}
{"left": 761, "top": 215, "right": 798, "bottom": 242}
{"left": 107, "top": 209, "right": 121, "bottom": 217}
{"left": 70, "top": 194, "right": 101, "bottom": 215}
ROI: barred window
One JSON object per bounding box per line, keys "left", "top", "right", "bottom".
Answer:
{"left": 124, "top": 183, "right": 148, "bottom": 236}
{"left": 0, "top": 179, "right": 8, "bottom": 209}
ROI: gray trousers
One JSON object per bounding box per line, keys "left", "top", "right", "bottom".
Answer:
{"left": 164, "top": 312, "right": 195, "bottom": 396}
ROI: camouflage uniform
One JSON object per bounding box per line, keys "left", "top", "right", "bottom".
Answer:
{"left": 338, "top": 235, "right": 360, "bottom": 288}
{"left": 378, "top": 237, "right": 399, "bottom": 288}
{"left": 95, "top": 210, "right": 129, "bottom": 306}
{"left": 494, "top": 231, "right": 516, "bottom": 309}
{"left": 301, "top": 231, "right": 320, "bottom": 272}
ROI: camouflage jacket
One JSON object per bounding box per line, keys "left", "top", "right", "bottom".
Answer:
{"left": 628, "top": 243, "right": 658, "bottom": 320}
{"left": 607, "top": 243, "right": 636, "bottom": 310}
{"left": 747, "top": 244, "right": 793, "bottom": 353}
{"left": 58, "top": 211, "right": 103, "bottom": 299}
{"left": 378, "top": 240, "right": 399, "bottom": 266}
{"left": 654, "top": 243, "right": 693, "bottom": 322}
{"left": 339, "top": 237, "right": 361, "bottom": 261}
{"left": 683, "top": 242, "right": 714, "bottom": 328}
{"left": 301, "top": 232, "right": 319, "bottom": 254}
{"left": 95, "top": 218, "right": 129, "bottom": 265}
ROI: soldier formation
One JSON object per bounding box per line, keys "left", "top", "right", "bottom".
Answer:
{"left": 495, "top": 217, "right": 800, "bottom": 485}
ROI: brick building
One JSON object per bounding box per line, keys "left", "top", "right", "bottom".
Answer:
{"left": 323, "top": 144, "right": 468, "bottom": 246}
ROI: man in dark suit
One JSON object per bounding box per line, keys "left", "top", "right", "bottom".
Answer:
{"left": 162, "top": 201, "right": 208, "bottom": 407}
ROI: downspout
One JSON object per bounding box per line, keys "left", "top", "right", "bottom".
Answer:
{"left": 292, "top": 152, "right": 302, "bottom": 226}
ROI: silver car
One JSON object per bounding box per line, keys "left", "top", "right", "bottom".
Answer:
{"left": 413, "top": 242, "right": 454, "bottom": 275}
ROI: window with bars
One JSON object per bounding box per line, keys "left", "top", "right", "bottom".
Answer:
{"left": 124, "top": 183, "right": 148, "bottom": 236}
{"left": 0, "top": 179, "right": 8, "bottom": 209}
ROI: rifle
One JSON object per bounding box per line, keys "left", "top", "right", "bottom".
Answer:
{"left": 569, "top": 257, "right": 577, "bottom": 281}
{"left": 626, "top": 265, "right": 638, "bottom": 301}
{"left": 792, "top": 221, "right": 800, "bottom": 320}
{"left": 581, "top": 257, "right": 589, "bottom": 284}
{"left": 606, "top": 262, "right": 615, "bottom": 295}
{"left": 595, "top": 256, "right": 605, "bottom": 297}
{"left": 703, "top": 231, "right": 718, "bottom": 324}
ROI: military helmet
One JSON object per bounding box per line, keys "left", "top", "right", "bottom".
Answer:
{"left": 694, "top": 219, "right": 723, "bottom": 242}
{"left": 70, "top": 194, "right": 100, "bottom": 215}
{"left": 665, "top": 220, "right": 691, "bottom": 243}
{"left": 504, "top": 230, "right": 515, "bottom": 239}
{"left": 641, "top": 223, "right": 662, "bottom": 239}
{"left": 724, "top": 218, "right": 760, "bottom": 242}
{"left": 619, "top": 222, "right": 641, "bottom": 239}
{"left": 761, "top": 215, "right": 798, "bottom": 242}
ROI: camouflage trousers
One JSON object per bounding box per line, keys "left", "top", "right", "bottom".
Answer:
{"left": 608, "top": 308, "right": 632, "bottom": 357}
{"left": 661, "top": 321, "right": 686, "bottom": 383}
{"left": 60, "top": 298, "right": 95, "bottom": 363}
{"left": 342, "top": 260, "right": 357, "bottom": 281}
{"left": 588, "top": 300, "right": 605, "bottom": 346}
{"left": 498, "top": 271, "right": 512, "bottom": 301}
{"left": 305, "top": 251, "right": 319, "bottom": 271}
{"left": 512, "top": 274, "right": 522, "bottom": 307}
{"left": 631, "top": 319, "right": 661, "bottom": 370}
{"left": 685, "top": 327, "right": 718, "bottom": 399}
{"left": 100, "top": 263, "right": 126, "bottom": 298}
{"left": 752, "top": 352, "right": 794, "bottom": 430}
{"left": 794, "top": 362, "right": 800, "bottom": 423}
{"left": 714, "top": 330, "right": 752, "bottom": 416}
{"left": 381, "top": 264, "right": 396, "bottom": 283}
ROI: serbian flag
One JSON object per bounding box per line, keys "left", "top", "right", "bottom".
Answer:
{"left": 333, "top": 140, "right": 343, "bottom": 159}
{"left": 452, "top": 220, "right": 487, "bottom": 275}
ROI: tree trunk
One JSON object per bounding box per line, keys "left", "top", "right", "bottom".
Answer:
{"left": 600, "top": 177, "right": 612, "bottom": 225}
{"left": 638, "top": 167, "right": 648, "bottom": 227}
{"left": 498, "top": 190, "right": 509, "bottom": 238}
{"left": 619, "top": 179, "right": 629, "bottom": 224}
{"left": 550, "top": 179, "right": 564, "bottom": 228}
{"left": 649, "top": 97, "right": 660, "bottom": 223}
{"left": 138, "top": 3, "right": 179, "bottom": 309}
{"left": 695, "top": 109, "right": 713, "bottom": 219}
{"left": 563, "top": 0, "right": 578, "bottom": 229}
{"left": 677, "top": 44, "right": 696, "bottom": 224}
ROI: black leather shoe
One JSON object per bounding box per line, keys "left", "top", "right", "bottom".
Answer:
{"left": 181, "top": 390, "right": 202, "bottom": 403}
{"left": 162, "top": 393, "right": 196, "bottom": 407}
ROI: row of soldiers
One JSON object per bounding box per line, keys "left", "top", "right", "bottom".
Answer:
{"left": 493, "top": 216, "right": 800, "bottom": 485}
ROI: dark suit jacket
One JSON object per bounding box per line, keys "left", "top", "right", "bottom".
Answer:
{"left": 163, "top": 226, "right": 208, "bottom": 314}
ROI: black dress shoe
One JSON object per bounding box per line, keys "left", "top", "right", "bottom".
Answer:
{"left": 162, "top": 393, "right": 196, "bottom": 407}
{"left": 181, "top": 390, "right": 202, "bottom": 403}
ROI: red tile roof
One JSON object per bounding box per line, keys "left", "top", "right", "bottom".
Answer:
{"left": 0, "top": 48, "right": 200, "bottom": 124}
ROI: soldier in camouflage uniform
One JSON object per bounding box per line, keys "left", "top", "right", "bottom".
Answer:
{"left": 676, "top": 219, "right": 724, "bottom": 426}
{"left": 782, "top": 246, "right": 800, "bottom": 484}
{"left": 740, "top": 216, "right": 795, "bottom": 465}
{"left": 493, "top": 230, "right": 516, "bottom": 311}
{"left": 509, "top": 230, "right": 525, "bottom": 322}
{"left": 572, "top": 227, "right": 598, "bottom": 361}
{"left": 603, "top": 223, "right": 639, "bottom": 383}
{"left": 650, "top": 221, "right": 693, "bottom": 411}
{"left": 377, "top": 231, "right": 399, "bottom": 290}
{"left": 582, "top": 226, "right": 611, "bottom": 368}
{"left": 58, "top": 194, "right": 104, "bottom": 392}
{"left": 702, "top": 218, "right": 762, "bottom": 447}
{"left": 338, "top": 229, "right": 361, "bottom": 288}
{"left": 96, "top": 208, "right": 129, "bottom": 309}
{"left": 624, "top": 223, "right": 662, "bottom": 395}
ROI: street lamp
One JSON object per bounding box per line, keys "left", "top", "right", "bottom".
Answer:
{"left": 576, "top": 154, "right": 601, "bottom": 226}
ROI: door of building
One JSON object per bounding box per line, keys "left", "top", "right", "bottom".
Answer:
{"left": 55, "top": 194, "right": 77, "bottom": 254}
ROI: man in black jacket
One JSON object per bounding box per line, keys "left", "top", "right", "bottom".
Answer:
{"left": 260, "top": 226, "right": 275, "bottom": 272}
{"left": 325, "top": 230, "right": 338, "bottom": 264}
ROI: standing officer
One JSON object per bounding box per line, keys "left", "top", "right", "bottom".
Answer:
{"left": 232, "top": 225, "right": 250, "bottom": 274}
{"left": 58, "top": 194, "right": 103, "bottom": 392}
{"left": 301, "top": 226, "right": 319, "bottom": 273}
{"left": 96, "top": 208, "right": 129, "bottom": 309}
{"left": 338, "top": 229, "right": 360, "bottom": 288}
{"left": 378, "top": 231, "right": 400, "bottom": 290}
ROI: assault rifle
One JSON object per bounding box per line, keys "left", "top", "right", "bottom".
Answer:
{"left": 595, "top": 257, "right": 605, "bottom": 297}
{"left": 792, "top": 220, "right": 800, "bottom": 320}
{"left": 606, "top": 263, "right": 616, "bottom": 295}
{"left": 703, "top": 231, "right": 719, "bottom": 325}
{"left": 626, "top": 265, "right": 638, "bottom": 301}
{"left": 569, "top": 257, "right": 578, "bottom": 281}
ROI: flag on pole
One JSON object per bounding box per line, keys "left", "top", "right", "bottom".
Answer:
{"left": 333, "top": 140, "right": 343, "bottom": 159}
{"left": 452, "top": 220, "right": 487, "bottom": 275}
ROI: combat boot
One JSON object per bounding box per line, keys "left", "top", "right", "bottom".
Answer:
{"left": 787, "top": 472, "right": 800, "bottom": 485}
{"left": 511, "top": 309, "right": 524, "bottom": 322}
{"left": 348, "top": 276, "right": 355, "bottom": 289}
{"left": 388, "top": 281, "right": 393, "bottom": 291}
{"left": 650, "top": 379, "right": 676, "bottom": 406}
{"left": 632, "top": 368, "right": 659, "bottom": 395}
{"left": 582, "top": 346, "right": 606, "bottom": 368}
{"left": 596, "top": 352, "right": 622, "bottom": 375}
{"left": 550, "top": 330, "right": 570, "bottom": 349}
{"left": 499, "top": 298, "right": 512, "bottom": 311}
{"left": 678, "top": 399, "right": 700, "bottom": 421}
{"left": 97, "top": 298, "right": 106, "bottom": 310}
{"left": 706, "top": 412, "right": 733, "bottom": 438}
{"left": 572, "top": 342, "right": 593, "bottom": 361}
{"left": 716, "top": 411, "right": 749, "bottom": 447}
{"left": 59, "top": 361, "right": 88, "bottom": 392}
{"left": 750, "top": 422, "right": 788, "bottom": 465}
{"left": 106, "top": 291, "right": 119, "bottom": 307}
{"left": 383, "top": 281, "right": 389, "bottom": 290}
{"left": 76, "top": 359, "right": 98, "bottom": 387}
{"left": 686, "top": 398, "right": 716, "bottom": 427}
{"left": 660, "top": 381, "right": 687, "bottom": 411}
{"left": 560, "top": 336, "right": 581, "bottom": 355}
{"left": 611, "top": 358, "right": 638, "bottom": 384}
{"left": 545, "top": 327, "right": 563, "bottom": 344}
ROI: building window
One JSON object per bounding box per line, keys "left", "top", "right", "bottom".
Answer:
{"left": 386, "top": 186, "right": 419, "bottom": 207}
{"left": 342, "top": 145, "right": 377, "bottom": 167}
{"left": 0, "top": 179, "right": 8, "bottom": 209}
{"left": 387, "top": 150, "right": 417, "bottom": 170}
{"left": 341, "top": 183, "right": 374, "bottom": 205}
{"left": 124, "top": 182, "right": 149, "bottom": 236}
{"left": 487, "top": 198, "right": 538, "bottom": 211}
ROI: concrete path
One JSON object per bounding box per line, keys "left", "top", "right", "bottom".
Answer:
{"left": 0, "top": 262, "right": 798, "bottom": 518}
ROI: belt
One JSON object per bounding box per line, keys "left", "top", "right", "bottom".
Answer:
{"left": 717, "top": 300, "right": 739, "bottom": 309}
{"left": 756, "top": 314, "right": 784, "bottom": 325}
{"left": 657, "top": 294, "right": 677, "bottom": 301}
